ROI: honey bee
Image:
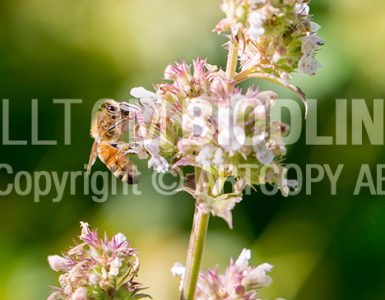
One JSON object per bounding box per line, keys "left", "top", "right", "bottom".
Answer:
{"left": 87, "top": 99, "right": 139, "bottom": 184}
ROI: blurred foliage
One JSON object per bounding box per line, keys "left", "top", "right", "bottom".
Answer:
{"left": 0, "top": 0, "right": 385, "bottom": 299}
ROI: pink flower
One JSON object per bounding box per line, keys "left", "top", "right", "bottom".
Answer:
{"left": 47, "top": 223, "right": 149, "bottom": 300}
{"left": 129, "top": 59, "right": 292, "bottom": 227}
{"left": 172, "top": 249, "right": 274, "bottom": 300}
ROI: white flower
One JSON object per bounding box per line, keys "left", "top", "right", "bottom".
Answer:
{"left": 145, "top": 140, "right": 169, "bottom": 173}
{"left": 299, "top": 55, "right": 322, "bottom": 76}
{"left": 235, "top": 249, "right": 273, "bottom": 288}
{"left": 255, "top": 143, "right": 275, "bottom": 165}
{"left": 245, "top": 262, "right": 273, "bottom": 286}
{"left": 218, "top": 126, "right": 246, "bottom": 154}
{"left": 130, "top": 87, "right": 156, "bottom": 100}
{"left": 287, "top": 179, "right": 298, "bottom": 189}
{"left": 212, "top": 148, "right": 224, "bottom": 166}
{"left": 70, "top": 287, "right": 88, "bottom": 300}
{"left": 248, "top": 11, "right": 265, "bottom": 42}
{"left": 253, "top": 132, "right": 268, "bottom": 144}
{"left": 280, "top": 178, "right": 299, "bottom": 196}
{"left": 109, "top": 257, "right": 122, "bottom": 277}
{"left": 113, "top": 233, "right": 127, "bottom": 244}
{"left": 171, "top": 262, "right": 185, "bottom": 276}
{"left": 299, "top": 35, "right": 323, "bottom": 75}
{"left": 295, "top": 3, "right": 309, "bottom": 15}
{"left": 171, "top": 262, "right": 185, "bottom": 292}
{"left": 309, "top": 21, "right": 321, "bottom": 33}
{"left": 80, "top": 222, "right": 90, "bottom": 240}
{"left": 301, "top": 35, "right": 324, "bottom": 57}
{"left": 148, "top": 155, "right": 169, "bottom": 173}
{"left": 217, "top": 95, "right": 249, "bottom": 153}
{"left": 48, "top": 255, "right": 68, "bottom": 272}
{"left": 196, "top": 145, "right": 215, "bottom": 166}
{"left": 130, "top": 87, "right": 159, "bottom": 124}
{"left": 235, "top": 248, "right": 251, "bottom": 268}
{"left": 248, "top": 12, "right": 264, "bottom": 28}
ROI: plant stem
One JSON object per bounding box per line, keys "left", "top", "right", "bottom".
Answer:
{"left": 180, "top": 40, "right": 238, "bottom": 300}
{"left": 180, "top": 206, "right": 210, "bottom": 300}
{"left": 226, "top": 40, "right": 239, "bottom": 93}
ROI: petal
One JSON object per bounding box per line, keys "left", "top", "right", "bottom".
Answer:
{"left": 130, "top": 87, "right": 156, "bottom": 99}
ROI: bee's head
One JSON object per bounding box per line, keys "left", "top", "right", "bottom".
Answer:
{"left": 100, "top": 100, "right": 120, "bottom": 115}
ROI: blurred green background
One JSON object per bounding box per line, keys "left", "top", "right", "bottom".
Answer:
{"left": 1, "top": 0, "right": 385, "bottom": 299}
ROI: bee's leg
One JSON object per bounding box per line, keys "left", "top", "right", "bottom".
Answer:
{"left": 116, "top": 142, "right": 148, "bottom": 159}
{"left": 114, "top": 142, "right": 129, "bottom": 151}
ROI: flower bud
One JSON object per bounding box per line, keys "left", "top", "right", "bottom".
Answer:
{"left": 48, "top": 255, "right": 68, "bottom": 272}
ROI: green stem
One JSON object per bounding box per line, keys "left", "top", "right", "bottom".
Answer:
{"left": 180, "top": 206, "right": 210, "bottom": 300}
{"left": 180, "top": 39, "right": 238, "bottom": 300}
{"left": 226, "top": 41, "right": 239, "bottom": 93}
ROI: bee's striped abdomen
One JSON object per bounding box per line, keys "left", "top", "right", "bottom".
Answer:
{"left": 97, "top": 143, "right": 138, "bottom": 184}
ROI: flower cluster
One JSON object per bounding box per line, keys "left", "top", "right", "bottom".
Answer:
{"left": 86, "top": 0, "right": 322, "bottom": 229}
{"left": 172, "top": 249, "right": 273, "bottom": 300}
{"left": 216, "top": 0, "right": 323, "bottom": 77}
{"left": 130, "top": 59, "right": 295, "bottom": 228}
{"left": 47, "top": 222, "right": 150, "bottom": 300}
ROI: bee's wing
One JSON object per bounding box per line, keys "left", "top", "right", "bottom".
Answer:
{"left": 88, "top": 115, "right": 103, "bottom": 175}
{"left": 87, "top": 140, "right": 99, "bottom": 175}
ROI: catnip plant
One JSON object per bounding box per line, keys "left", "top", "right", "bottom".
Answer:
{"left": 48, "top": 0, "right": 322, "bottom": 299}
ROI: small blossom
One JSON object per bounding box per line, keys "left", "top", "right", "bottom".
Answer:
{"left": 112, "top": 232, "right": 127, "bottom": 245}
{"left": 235, "top": 248, "right": 251, "bottom": 268}
{"left": 48, "top": 255, "right": 68, "bottom": 272}
{"left": 171, "top": 262, "right": 186, "bottom": 292}
{"left": 295, "top": 2, "right": 310, "bottom": 15}
{"left": 301, "top": 35, "right": 324, "bottom": 57}
{"left": 255, "top": 143, "right": 275, "bottom": 165}
{"left": 196, "top": 145, "right": 215, "bottom": 166}
{"left": 79, "top": 222, "right": 99, "bottom": 247}
{"left": 299, "top": 55, "right": 322, "bottom": 76}
{"left": 145, "top": 140, "right": 170, "bottom": 173}
{"left": 148, "top": 155, "right": 169, "bottom": 173}
{"left": 70, "top": 287, "right": 87, "bottom": 300}
{"left": 309, "top": 21, "right": 322, "bottom": 33}
{"left": 172, "top": 249, "right": 274, "bottom": 300}
{"left": 248, "top": 12, "right": 265, "bottom": 42}
{"left": 212, "top": 148, "right": 225, "bottom": 166}
{"left": 109, "top": 257, "right": 123, "bottom": 277}
{"left": 48, "top": 223, "right": 150, "bottom": 300}
{"left": 130, "top": 87, "right": 156, "bottom": 100}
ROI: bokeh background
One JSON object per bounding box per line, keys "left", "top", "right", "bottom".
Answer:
{"left": 1, "top": 0, "right": 385, "bottom": 299}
